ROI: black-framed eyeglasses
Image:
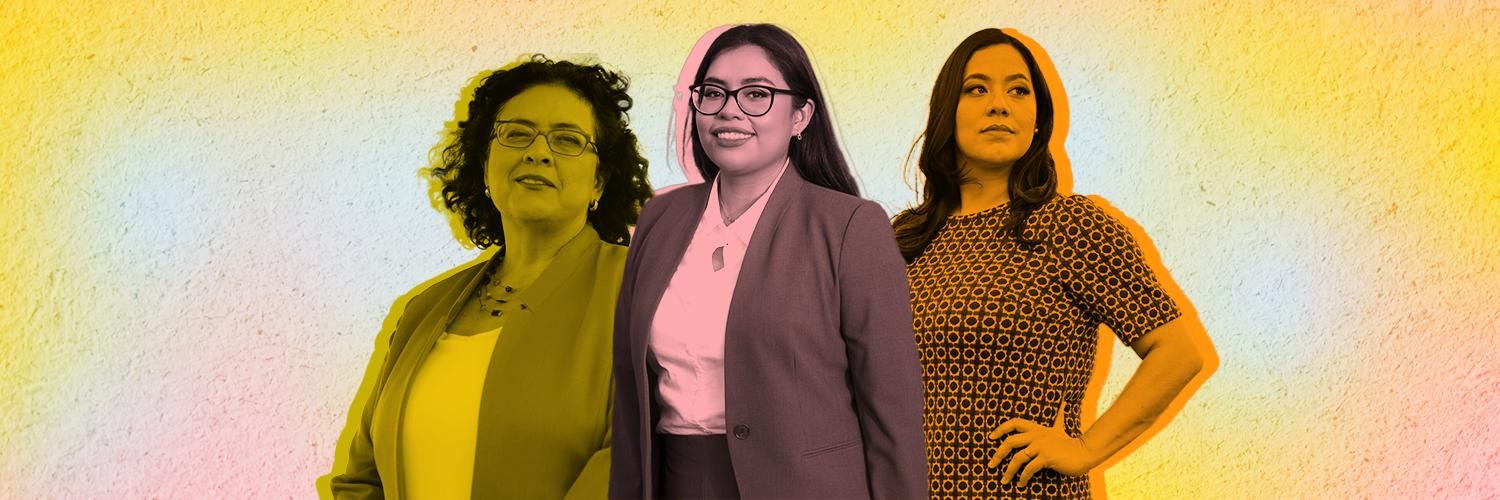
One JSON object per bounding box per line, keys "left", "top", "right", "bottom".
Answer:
{"left": 689, "top": 83, "right": 800, "bottom": 117}
{"left": 491, "top": 121, "right": 597, "bottom": 157}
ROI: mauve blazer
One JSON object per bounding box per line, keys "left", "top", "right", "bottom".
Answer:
{"left": 610, "top": 168, "right": 928, "bottom": 499}
{"left": 326, "top": 226, "right": 620, "bottom": 500}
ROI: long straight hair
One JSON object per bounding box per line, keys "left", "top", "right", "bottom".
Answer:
{"left": 688, "top": 24, "right": 860, "bottom": 196}
{"left": 893, "top": 28, "right": 1058, "bottom": 262}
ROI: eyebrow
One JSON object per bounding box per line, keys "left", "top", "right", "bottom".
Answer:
{"left": 963, "top": 73, "right": 1031, "bottom": 83}
{"left": 703, "top": 76, "right": 777, "bottom": 86}
{"left": 501, "top": 118, "right": 588, "bottom": 132}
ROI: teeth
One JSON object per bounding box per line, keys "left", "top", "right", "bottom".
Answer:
{"left": 715, "top": 131, "right": 752, "bottom": 140}
{"left": 517, "top": 178, "right": 549, "bottom": 186}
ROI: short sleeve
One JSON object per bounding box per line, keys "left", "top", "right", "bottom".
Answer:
{"left": 1047, "top": 195, "right": 1181, "bottom": 345}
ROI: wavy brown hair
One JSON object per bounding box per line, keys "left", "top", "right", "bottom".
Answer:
{"left": 893, "top": 29, "right": 1058, "bottom": 262}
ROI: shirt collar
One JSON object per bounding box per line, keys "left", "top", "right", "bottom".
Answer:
{"left": 705, "top": 157, "right": 790, "bottom": 245}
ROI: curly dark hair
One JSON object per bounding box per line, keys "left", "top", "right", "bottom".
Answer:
{"left": 427, "top": 55, "right": 653, "bottom": 249}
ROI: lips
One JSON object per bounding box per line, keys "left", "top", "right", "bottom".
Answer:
{"left": 981, "top": 124, "right": 1016, "bottom": 134}
{"left": 513, "top": 173, "right": 555, "bottom": 188}
{"left": 709, "top": 126, "right": 755, "bottom": 147}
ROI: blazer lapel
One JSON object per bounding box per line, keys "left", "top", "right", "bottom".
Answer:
{"left": 377, "top": 253, "right": 492, "bottom": 500}
{"left": 629, "top": 184, "right": 711, "bottom": 366}
{"left": 724, "top": 167, "right": 805, "bottom": 339}
{"left": 469, "top": 225, "right": 601, "bottom": 495}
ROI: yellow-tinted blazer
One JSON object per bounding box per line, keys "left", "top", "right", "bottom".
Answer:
{"left": 325, "top": 226, "right": 621, "bottom": 499}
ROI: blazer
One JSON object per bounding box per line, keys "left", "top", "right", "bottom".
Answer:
{"left": 611, "top": 168, "right": 928, "bottom": 499}
{"left": 326, "top": 226, "right": 621, "bottom": 500}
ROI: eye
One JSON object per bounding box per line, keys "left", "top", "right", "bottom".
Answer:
{"left": 701, "top": 87, "right": 726, "bottom": 99}
{"left": 744, "top": 88, "right": 772, "bottom": 100}
{"left": 503, "top": 128, "right": 532, "bottom": 140}
{"left": 554, "top": 133, "right": 585, "bottom": 148}
{"left": 1008, "top": 86, "right": 1032, "bottom": 97}
{"left": 963, "top": 84, "right": 988, "bottom": 96}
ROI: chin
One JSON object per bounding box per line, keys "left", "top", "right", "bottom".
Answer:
{"left": 505, "top": 206, "right": 559, "bottom": 223}
{"left": 971, "top": 147, "right": 1025, "bottom": 167}
{"left": 708, "top": 153, "right": 769, "bottom": 176}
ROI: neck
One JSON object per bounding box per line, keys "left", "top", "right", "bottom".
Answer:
{"left": 955, "top": 158, "right": 1012, "bottom": 215}
{"left": 717, "top": 157, "right": 787, "bottom": 224}
{"left": 497, "top": 215, "right": 587, "bottom": 280}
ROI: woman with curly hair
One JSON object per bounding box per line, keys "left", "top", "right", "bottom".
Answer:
{"left": 325, "top": 56, "right": 652, "bottom": 499}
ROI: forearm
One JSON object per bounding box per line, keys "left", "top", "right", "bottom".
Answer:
{"left": 1078, "top": 337, "right": 1203, "bottom": 468}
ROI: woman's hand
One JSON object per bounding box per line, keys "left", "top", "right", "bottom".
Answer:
{"left": 986, "top": 403, "right": 1099, "bottom": 488}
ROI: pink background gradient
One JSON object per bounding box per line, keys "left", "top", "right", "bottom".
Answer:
{"left": 2, "top": 1, "right": 1496, "bottom": 498}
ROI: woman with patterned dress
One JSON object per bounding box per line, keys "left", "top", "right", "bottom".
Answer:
{"left": 894, "top": 29, "right": 1216, "bottom": 499}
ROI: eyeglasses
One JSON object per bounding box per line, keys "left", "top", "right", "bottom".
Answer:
{"left": 491, "top": 121, "right": 597, "bottom": 157}
{"left": 689, "top": 83, "right": 800, "bottom": 117}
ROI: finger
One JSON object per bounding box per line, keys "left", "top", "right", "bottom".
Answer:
{"left": 990, "top": 418, "right": 1040, "bottom": 439}
{"left": 988, "top": 433, "right": 1033, "bottom": 468}
{"left": 989, "top": 419, "right": 1017, "bottom": 440}
{"left": 1017, "top": 453, "right": 1049, "bottom": 488}
{"left": 1001, "top": 446, "right": 1037, "bottom": 484}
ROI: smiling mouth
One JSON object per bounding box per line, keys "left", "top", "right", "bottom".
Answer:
{"left": 712, "top": 128, "right": 755, "bottom": 141}
{"left": 514, "top": 174, "right": 555, "bottom": 187}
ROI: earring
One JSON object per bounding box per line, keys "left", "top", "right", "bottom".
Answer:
{"left": 589, "top": 198, "right": 600, "bottom": 212}
{"left": 795, "top": 132, "right": 803, "bottom": 141}
{"left": 484, "top": 187, "right": 491, "bottom": 197}
{"left": 1034, "top": 128, "right": 1039, "bottom": 133}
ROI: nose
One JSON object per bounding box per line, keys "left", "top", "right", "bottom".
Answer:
{"left": 986, "top": 96, "right": 1009, "bottom": 117}
{"left": 716, "top": 95, "right": 747, "bottom": 120}
{"left": 523, "top": 136, "right": 553, "bottom": 165}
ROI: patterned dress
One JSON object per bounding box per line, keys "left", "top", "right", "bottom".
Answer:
{"left": 906, "top": 195, "right": 1181, "bottom": 499}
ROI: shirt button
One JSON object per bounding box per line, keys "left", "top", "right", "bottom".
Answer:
{"left": 733, "top": 424, "right": 750, "bottom": 440}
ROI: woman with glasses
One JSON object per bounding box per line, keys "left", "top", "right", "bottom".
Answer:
{"left": 894, "top": 29, "right": 1214, "bottom": 498}
{"left": 611, "top": 24, "right": 926, "bottom": 499}
{"left": 325, "top": 56, "right": 652, "bottom": 499}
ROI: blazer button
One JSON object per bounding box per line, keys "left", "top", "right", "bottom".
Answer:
{"left": 733, "top": 424, "right": 750, "bottom": 440}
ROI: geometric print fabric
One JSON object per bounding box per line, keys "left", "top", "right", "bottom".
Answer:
{"left": 906, "top": 194, "right": 1181, "bottom": 499}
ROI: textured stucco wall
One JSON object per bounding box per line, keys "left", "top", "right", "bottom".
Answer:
{"left": 2, "top": 0, "right": 1496, "bottom": 498}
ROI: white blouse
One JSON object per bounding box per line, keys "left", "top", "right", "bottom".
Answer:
{"left": 648, "top": 160, "right": 789, "bottom": 435}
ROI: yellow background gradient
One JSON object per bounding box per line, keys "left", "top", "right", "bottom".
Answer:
{"left": 2, "top": 0, "right": 1496, "bottom": 497}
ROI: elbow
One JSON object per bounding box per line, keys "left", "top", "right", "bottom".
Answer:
{"left": 1189, "top": 334, "right": 1219, "bottom": 380}
{"left": 1164, "top": 321, "right": 1217, "bottom": 380}
{"left": 1181, "top": 346, "right": 1207, "bottom": 376}
{"left": 1150, "top": 335, "right": 1212, "bottom": 381}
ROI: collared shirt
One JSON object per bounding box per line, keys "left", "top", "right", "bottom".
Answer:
{"left": 648, "top": 159, "right": 790, "bottom": 435}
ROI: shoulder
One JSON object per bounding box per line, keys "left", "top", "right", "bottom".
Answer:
{"left": 379, "top": 255, "right": 487, "bottom": 345}
{"left": 406, "top": 255, "right": 487, "bottom": 305}
{"left": 801, "top": 183, "right": 890, "bottom": 226}
{"left": 1026, "top": 194, "right": 1119, "bottom": 234}
{"left": 638, "top": 182, "right": 707, "bottom": 222}
{"left": 1025, "top": 194, "right": 1146, "bottom": 256}
{"left": 596, "top": 240, "right": 629, "bottom": 275}
{"left": 793, "top": 185, "right": 901, "bottom": 259}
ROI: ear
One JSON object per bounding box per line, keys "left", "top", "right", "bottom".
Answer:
{"left": 791, "top": 99, "right": 816, "bottom": 137}
{"left": 593, "top": 168, "right": 608, "bottom": 199}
